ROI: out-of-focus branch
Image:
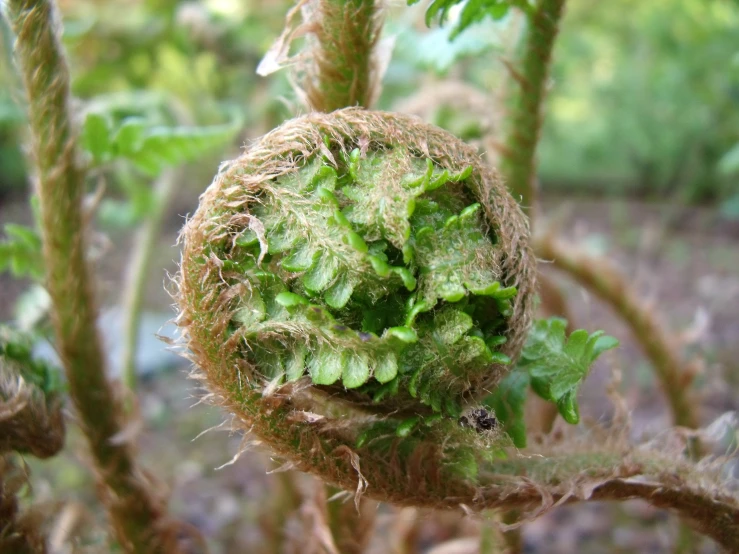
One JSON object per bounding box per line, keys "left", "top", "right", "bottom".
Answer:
{"left": 499, "top": 0, "right": 566, "bottom": 217}
{"left": 4, "top": 0, "right": 206, "bottom": 551}
{"left": 120, "top": 169, "right": 177, "bottom": 390}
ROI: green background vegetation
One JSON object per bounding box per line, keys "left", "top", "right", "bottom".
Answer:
{"left": 1, "top": 0, "right": 738, "bottom": 213}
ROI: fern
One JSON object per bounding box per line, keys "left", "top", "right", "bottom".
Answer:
{"left": 215, "top": 144, "right": 514, "bottom": 415}
{"left": 0, "top": 223, "right": 43, "bottom": 280}
{"left": 408, "top": 0, "right": 531, "bottom": 39}
{"left": 81, "top": 113, "right": 241, "bottom": 176}
{"left": 0, "top": 325, "right": 63, "bottom": 396}
{"left": 485, "top": 317, "right": 619, "bottom": 447}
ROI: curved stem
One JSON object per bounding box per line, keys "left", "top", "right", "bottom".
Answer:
{"left": 533, "top": 233, "right": 700, "bottom": 429}
{"left": 120, "top": 169, "right": 177, "bottom": 390}
{"left": 4, "top": 1, "right": 201, "bottom": 551}
{"left": 307, "top": 0, "right": 382, "bottom": 112}
{"left": 499, "top": 0, "right": 566, "bottom": 217}
{"left": 209, "top": 379, "right": 738, "bottom": 550}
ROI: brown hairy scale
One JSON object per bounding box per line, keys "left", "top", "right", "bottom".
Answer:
{"left": 178, "top": 108, "right": 535, "bottom": 401}
{"left": 172, "top": 110, "right": 739, "bottom": 551}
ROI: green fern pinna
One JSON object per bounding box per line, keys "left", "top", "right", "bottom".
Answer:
{"left": 178, "top": 108, "right": 614, "bottom": 481}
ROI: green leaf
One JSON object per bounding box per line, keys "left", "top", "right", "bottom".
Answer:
{"left": 112, "top": 118, "right": 146, "bottom": 156}
{"left": 285, "top": 343, "right": 308, "bottom": 381}
{"left": 0, "top": 325, "right": 63, "bottom": 396}
{"left": 396, "top": 416, "right": 420, "bottom": 437}
{"left": 81, "top": 113, "right": 111, "bottom": 164}
{"left": 0, "top": 224, "right": 44, "bottom": 280}
{"left": 267, "top": 223, "right": 298, "bottom": 254}
{"left": 302, "top": 253, "right": 340, "bottom": 292}
{"left": 408, "top": 0, "right": 517, "bottom": 41}
{"left": 282, "top": 242, "right": 318, "bottom": 272}
{"left": 232, "top": 289, "right": 266, "bottom": 327}
{"left": 110, "top": 118, "right": 241, "bottom": 176}
{"left": 519, "top": 318, "right": 619, "bottom": 424}
{"left": 342, "top": 351, "right": 371, "bottom": 388}
{"left": 432, "top": 307, "right": 473, "bottom": 345}
{"left": 412, "top": 196, "right": 502, "bottom": 307}
{"left": 324, "top": 274, "right": 354, "bottom": 309}
{"left": 344, "top": 230, "right": 369, "bottom": 253}
{"left": 275, "top": 292, "right": 310, "bottom": 308}
{"left": 384, "top": 326, "right": 418, "bottom": 343}
{"left": 309, "top": 347, "right": 343, "bottom": 385}
{"left": 374, "top": 351, "right": 399, "bottom": 383}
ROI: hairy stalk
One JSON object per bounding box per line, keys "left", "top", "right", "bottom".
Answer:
{"left": 4, "top": 1, "right": 202, "bottom": 551}
{"left": 495, "top": 2, "right": 569, "bottom": 535}
{"left": 500, "top": 511, "right": 522, "bottom": 554}
{"left": 307, "top": 0, "right": 381, "bottom": 112}
{"left": 259, "top": 470, "right": 304, "bottom": 553}
{"left": 502, "top": 5, "right": 570, "bottom": 537}
{"left": 120, "top": 169, "right": 177, "bottom": 390}
{"left": 0, "top": 456, "right": 46, "bottom": 554}
{"left": 326, "top": 486, "right": 377, "bottom": 554}
{"left": 499, "top": 0, "right": 566, "bottom": 216}
{"left": 202, "top": 378, "right": 739, "bottom": 550}
{"left": 534, "top": 233, "right": 699, "bottom": 429}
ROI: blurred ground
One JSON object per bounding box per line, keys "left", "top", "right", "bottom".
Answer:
{"left": 2, "top": 188, "right": 737, "bottom": 553}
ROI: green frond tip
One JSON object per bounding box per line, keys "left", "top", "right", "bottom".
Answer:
{"left": 407, "top": 0, "right": 519, "bottom": 40}
{"left": 522, "top": 318, "right": 620, "bottom": 420}
{"left": 0, "top": 222, "right": 44, "bottom": 280}
{"left": 214, "top": 144, "right": 516, "bottom": 408}
{"left": 484, "top": 317, "right": 619, "bottom": 447}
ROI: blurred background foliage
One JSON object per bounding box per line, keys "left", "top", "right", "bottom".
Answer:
{"left": 542, "top": 0, "right": 739, "bottom": 210}
{"left": 1, "top": 1, "right": 738, "bottom": 551}
{"left": 1, "top": 0, "right": 738, "bottom": 214}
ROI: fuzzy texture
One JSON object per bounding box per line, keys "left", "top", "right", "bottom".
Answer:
{"left": 306, "top": 0, "right": 382, "bottom": 112}
{"left": 4, "top": 1, "right": 205, "bottom": 552}
{"left": 0, "top": 326, "right": 65, "bottom": 458}
{"left": 178, "top": 108, "right": 536, "bottom": 415}
{"left": 0, "top": 362, "right": 64, "bottom": 459}
{"left": 0, "top": 456, "right": 47, "bottom": 553}
{"left": 499, "top": 0, "right": 566, "bottom": 216}
{"left": 176, "top": 109, "right": 739, "bottom": 549}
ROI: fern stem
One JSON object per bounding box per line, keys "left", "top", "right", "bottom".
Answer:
{"left": 326, "top": 484, "right": 378, "bottom": 554}
{"left": 499, "top": 0, "right": 566, "bottom": 217}
{"left": 534, "top": 233, "right": 700, "bottom": 429}
{"left": 500, "top": 510, "right": 522, "bottom": 554}
{"left": 307, "top": 0, "right": 381, "bottom": 112}
{"left": 4, "top": 1, "right": 199, "bottom": 551}
{"left": 0, "top": 456, "right": 47, "bottom": 554}
{"left": 217, "top": 385, "right": 737, "bottom": 550}
{"left": 120, "top": 169, "right": 177, "bottom": 390}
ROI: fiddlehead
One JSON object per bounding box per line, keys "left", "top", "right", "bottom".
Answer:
{"left": 176, "top": 110, "right": 739, "bottom": 550}
{"left": 177, "top": 107, "right": 535, "bottom": 482}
